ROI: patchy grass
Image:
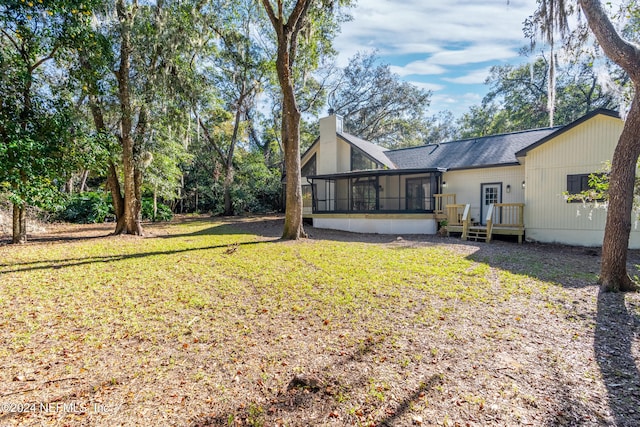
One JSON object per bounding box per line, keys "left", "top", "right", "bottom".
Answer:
{"left": 0, "top": 216, "right": 639, "bottom": 426}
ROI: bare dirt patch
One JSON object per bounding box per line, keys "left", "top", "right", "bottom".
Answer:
{"left": 0, "top": 215, "right": 639, "bottom": 427}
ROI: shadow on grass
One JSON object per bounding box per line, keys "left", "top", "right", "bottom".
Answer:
{"left": 189, "top": 337, "right": 382, "bottom": 426}
{"left": 594, "top": 291, "right": 640, "bottom": 427}
{"left": 377, "top": 374, "right": 443, "bottom": 427}
{"left": 0, "top": 227, "right": 113, "bottom": 245}
{"left": 0, "top": 217, "right": 292, "bottom": 273}
{"left": 191, "top": 334, "right": 445, "bottom": 427}
{"left": 465, "top": 242, "right": 640, "bottom": 426}
{"left": 0, "top": 236, "right": 278, "bottom": 274}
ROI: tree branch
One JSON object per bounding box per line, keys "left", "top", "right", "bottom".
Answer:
{"left": 197, "top": 115, "right": 228, "bottom": 167}
{"left": 578, "top": 0, "right": 640, "bottom": 80}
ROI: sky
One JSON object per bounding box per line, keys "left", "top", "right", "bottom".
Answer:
{"left": 332, "top": 0, "right": 540, "bottom": 118}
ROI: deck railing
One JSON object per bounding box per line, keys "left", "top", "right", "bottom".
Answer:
{"left": 445, "top": 203, "right": 470, "bottom": 240}
{"left": 486, "top": 203, "right": 524, "bottom": 243}
{"left": 485, "top": 204, "right": 494, "bottom": 243}
{"left": 491, "top": 203, "right": 524, "bottom": 227}
{"left": 434, "top": 193, "right": 456, "bottom": 215}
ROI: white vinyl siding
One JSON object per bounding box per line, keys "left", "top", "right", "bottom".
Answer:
{"left": 523, "top": 114, "right": 636, "bottom": 246}
{"left": 442, "top": 165, "right": 525, "bottom": 223}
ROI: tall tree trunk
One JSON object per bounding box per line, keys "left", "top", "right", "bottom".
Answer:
{"left": 599, "top": 93, "right": 640, "bottom": 292}
{"left": 133, "top": 161, "right": 143, "bottom": 234}
{"left": 65, "top": 177, "right": 74, "bottom": 194}
{"left": 577, "top": 0, "right": 640, "bottom": 291}
{"left": 119, "top": 134, "right": 141, "bottom": 235}
{"left": 280, "top": 95, "right": 306, "bottom": 239}
{"left": 223, "top": 168, "right": 234, "bottom": 216}
{"left": 115, "top": 0, "right": 143, "bottom": 236}
{"left": 222, "top": 89, "right": 245, "bottom": 217}
{"left": 107, "top": 160, "right": 125, "bottom": 224}
{"left": 276, "top": 33, "right": 305, "bottom": 239}
{"left": 260, "top": 0, "right": 312, "bottom": 240}
{"left": 11, "top": 203, "right": 26, "bottom": 244}
{"left": 79, "top": 170, "right": 89, "bottom": 193}
{"left": 153, "top": 184, "right": 158, "bottom": 221}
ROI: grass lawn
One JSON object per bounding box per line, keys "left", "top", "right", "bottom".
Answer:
{"left": 0, "top": 216, "right": 639, "bottom": 426}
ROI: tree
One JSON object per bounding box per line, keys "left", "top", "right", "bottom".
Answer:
{"left": 79, "top": 0, "right": 203, "bottom": 235}
{"left": 328, "top": 51, "right": 432, "bottom": 148}
{"left": 0, "top": 0, "right": 97, "bottom": 243}
{"left": 535, "top": 0, "right": 640, "bottom": 291}
{"left": 458, "top": 54, "right": 617, "bottom": 138}
{"left": 259, "top": 0, "right": 352, "bottom": 239}
{"left": 194, "top": 0, "right": 270, "bottom": 216}
{"left": 457, "top": 104, "right": 511, "bottom": 138}
{"left": 422, "top": 111, "right": 460, "bottom": 145}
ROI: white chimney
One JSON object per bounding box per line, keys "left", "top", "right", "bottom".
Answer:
{"left": 318, "top": 112, "right": 343, "bottom": 174}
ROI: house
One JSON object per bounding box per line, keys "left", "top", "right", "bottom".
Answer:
{"left": 301, "top": 108, "right": 640, "bottom": 248}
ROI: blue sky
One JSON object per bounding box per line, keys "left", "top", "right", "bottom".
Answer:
{"left": 332, "top": 0, "right": 540, "bottom": 118}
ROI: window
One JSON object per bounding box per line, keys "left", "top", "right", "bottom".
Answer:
{"left": 567, "top": 174, "right": 591, "bottom": 195}
{"left": 301, "top": 154, "right": 316, "bottom": 177}
{"left": 351, "top": 147, "right": 379, "bottom": 171}
{"left": 406, "top": 177, "right": 432, "bottom": 211}
{"left": 567, "top": 173, "right": 604, "bottom": 202}
{"left": 351, "top": 177, "right": 377, "bottom": 211}
{"left": 565, "top": 173, "right": 606, "bottom": 203}
{"left": 484, "top": 186, "right": 499, "bottom": 205}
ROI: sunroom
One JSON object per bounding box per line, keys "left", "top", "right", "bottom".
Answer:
{"left": 302, "top": 168, "right": 447, "bottom": 235}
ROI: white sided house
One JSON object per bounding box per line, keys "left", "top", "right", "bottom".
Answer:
{"left": 301, "top": 109, "right": 640, "bottom": 248}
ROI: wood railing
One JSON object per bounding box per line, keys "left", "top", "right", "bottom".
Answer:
{"left": 445, "top": 203, "right": 470, "bottom": 240}
{"left": 434, "top": 193, "right": 456, "bottom": 215}
{"left": 490, "top": 203, "right": 524, "bottom": 227}
{"left": 485, "top": 204, "right": 494, "bottom": 243}
{"left": 486, "top": 203, "right": 524, "bottom": 243}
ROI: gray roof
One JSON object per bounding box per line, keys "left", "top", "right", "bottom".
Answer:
{"left": 338, "top": 132, "right": 397, "bottom": 169}
{"left": 386, "top": 127, "right": 560, "bottom": 170}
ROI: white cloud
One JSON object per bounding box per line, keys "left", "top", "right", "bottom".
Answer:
{"left": 407, "top": 81, "right": 446, "bottom": 92}
{"left": 428, "top": 45, "right": 519, "bottom": 66}
{"left": 443, "top": 67, "right": 494, "bottom": 85}
{"left": 390, "top": 45, "right": 519, "bottom": 77}
{"left": 391, "top": 62, "right": 447, "bottom": 77}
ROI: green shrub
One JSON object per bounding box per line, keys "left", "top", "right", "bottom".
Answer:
{"left": 59, "top": 192, "right": 113, "bottom": 224}
{"left": 142, "top": 198, "right": 173, "bottom": 222}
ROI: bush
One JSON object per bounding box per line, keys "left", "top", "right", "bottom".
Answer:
{"left": 59, "top": 192, "right": 113, "bottom": 224}
{"left": 142, "top": 198, "right": 173, "bottom": 222}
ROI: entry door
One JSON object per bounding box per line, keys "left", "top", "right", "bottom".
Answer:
{"left": 480, "top": 183, "right": 502, "bottom": 225}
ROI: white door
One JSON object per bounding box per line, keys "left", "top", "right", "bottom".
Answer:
{"left": 480, "top": 183, "right": 502, "bottom": 225}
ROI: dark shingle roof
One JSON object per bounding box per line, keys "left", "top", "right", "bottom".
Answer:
{"left": 338, "top": 132, "right": 397, "bottom": 169}
{"left": 386, "top": 127, "right": 560, "bottom": 170}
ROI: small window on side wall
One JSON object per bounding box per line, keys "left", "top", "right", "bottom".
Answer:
{"left": 566, "top": 173, "right": 605, "bottom": 203}
{"left": 567, "top": 174, "right": 591, "bottom": 195}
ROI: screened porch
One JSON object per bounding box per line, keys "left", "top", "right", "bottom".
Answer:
{"left": 304, "top": 169, "right": 444, "bottom": 215}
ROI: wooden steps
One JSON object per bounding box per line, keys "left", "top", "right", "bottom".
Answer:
{"left": 467, "top": 226, "right": 488, "bottom": 242}
{"left": 443, "top": 202, "right": 525, "bottom": 244}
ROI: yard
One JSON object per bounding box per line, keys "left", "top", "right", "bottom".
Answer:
{"left": 0, "top": 216, "right": 638, "bottom": 426}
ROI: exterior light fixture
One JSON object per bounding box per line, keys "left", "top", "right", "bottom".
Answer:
{"left": 442, "top": 181, "right": 447, "bottom": 189}
{"left": 522, "top": 181, "right": 526, "bottom": 189}
{"left": 506, "top": 184, "right": 511, "bottom": 193}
